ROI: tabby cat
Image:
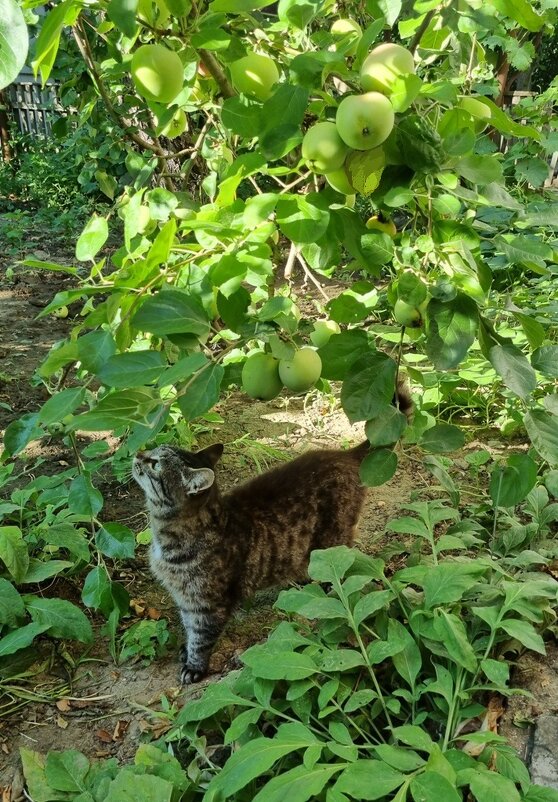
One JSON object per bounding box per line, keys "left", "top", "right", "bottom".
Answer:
{"left": 132, "top": 385, "right": 412, "bottom": 684}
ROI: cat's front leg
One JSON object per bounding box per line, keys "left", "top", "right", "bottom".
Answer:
{"left": 179, "top": 609, "right": 227, "bottom": 685}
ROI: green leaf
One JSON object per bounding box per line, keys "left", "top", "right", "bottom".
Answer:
{"left": 359, "top": 231, "right": 395, "bottom": 272}
{"left": 38, "top": 388, "right": 85, "bottom": 426}
{"left": 318, "top": 331, "right": 371, "bottom": 381}
{"left": 500, "top": 618, "right": 545, "bottom": 654}
{"left": 423, "top": 563, "right": 485, "bottom": 608}
{"left": 68, "top": 475, "right": 104, "bottom": 518}
{"left": 365, "top": 407, "right": 407, "bottom": 447}
{"left": 487, "top": 0, "right": 544, "bottom": 31}
{"left": 524, "top": 787, "right": 558, "bottom": 802}
{"left": 20, "top": 748, "right": 61, "bottom": 802}
{"left": 456, "top": 154, "right": 503, "bottom": 185}
{"left": 97, "top": 351, "right": 166, "bottom": 388}
{"left": 489, "top": 344, "right": 536, "bottom": 400}
{"left": 177, "top": 362, "right": 224, "bottom": 421}
{"left": 353, "top": 589, "right": 392, "bottom": 627}
{"left": 391, "top": 725, "right": 433, "bottom": 753}
{"left": 0, "top": 526, "right": 29, "bottom": 582}
{"left": 31, "top": 0, "right": 78, "bottom": 84}
{"left": 72, "top": 389, "right": 162, "bottom": 431}
{"left": 532, "top": 346, "right": 558, "bottom": 377}
{"left": 524, "top": 409, "right": 558, "bottom": 465}
{"left": 341, "top": 353, "right": 397, "bottom": 423}
{"left": 278, "top": 0, "right": 321, "bottom": 29}
{"left": 426, "top": 294, "right": 478, "bottom": 370}
{"left": 147, "top": 189, "right": 179, "bottom": 222}
{"left": 253, "top": 764, "right": 342, "bottom": 802}
{"left": 0, "top": 577, "right": 25, "bottom": 625}
{"left": 96, "top": 523, "right": 136, "bottom": 560}
{"left": 20, "top": 559, "right": 74, "bottom": 584}
{"left": 26, "top": 596, "right": 93, "bottom": 642}
{"left": 0, "top": 622, "right": 50, "bottom": 657}
{"left": 420, "top": 424, "right": 465, "bottom": 454}
{"left": 308, "top": 546, "right": 356, "bottom": 583}
{"left": 396, "top": 114, "right": 443, "bottom": 172}
{"left": 78, "top": 331, "right": 117, "bottom": 374}
{"left": 107, "top": 0, "right": 138, "bottom": 36}
{"left": 433, "top": 609, "right": 478, "bottom": 672}
{"left": 468, "top": 768, "right": 521, "bottom": 802}
{"left": 276, "top": 587, "right": 348, "bottom": 619}
{"left": 319, "top": 649, "right": 366, "bottom": 671}
{"left": 208, "top": 725, "right": 318, "bottom": 797}
{"left": 495, "top": 234, "right": 552, "bottom": 271}
{"left": 411, "top": 771, "right": 461, "bottom": 802}
{"left": 132, "top": 289, "right": 210, "bottom": 337}
{"left": 490, "top": 454, "right": 537, "bottom": 508}
{"left": 242, "top": 648, "right": 318, "bottom": 680}
{"left": 359, "top": 449, "right": 398, "bottom": 487}
{"left": 481, "top": 658, "right": 509, "bottom": 687}
{"left": 221, "top": 95, "right": 262, "bottom": 137}
{"left": 75, "top": 214, "right": 109, "bottom": 262}
{"left": 0, "top": 0, "right": 29, "bottom": 91}
{"left": 105, "top": 770, "right": 173, "bottom": 802}
{"left": 391, "top": 619, "right": 422, "bottom": 688}
{"left": 334, "top": 760, "right": 405, "bottom": 799}
{"left": 45, "top": 751, "right": 90, "bottom": 794}
{"left": 3, "top": 412, "right": 43, "bottom": 456}
{"left": 260, "top": 84, "right": 308, "bottom": 136}
{"left": 276, "top": 195, "right": 330, "bottom": 244}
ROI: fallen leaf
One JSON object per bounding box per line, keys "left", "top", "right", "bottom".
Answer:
{"left": 130, "top": 599, "right": 146, "bottom": 616}
{"left": 56, "top": 699, "right": 71, "bottom": 712}
{"left": 56, "top": 716, "right": 69, "bottom": 730}
{"left": 147, "top": 608, "right": 162, "bottom": 620}
{"left": 96, "top": 729, "right": 113, "bottom": 743}
{"left": 112, "top": 720, "right": 130, "bottom": 741}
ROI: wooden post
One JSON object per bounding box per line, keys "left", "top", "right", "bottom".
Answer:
{"left": 0, "top": 90, "right": 12, "bottom": 162}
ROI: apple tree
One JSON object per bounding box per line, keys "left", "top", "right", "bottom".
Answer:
{"left": 4, "top": 0, "right": 558, "bottom": 491}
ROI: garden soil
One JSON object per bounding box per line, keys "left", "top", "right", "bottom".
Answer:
{"left": 0, "top": 246, "right": 555, "bottom": 793}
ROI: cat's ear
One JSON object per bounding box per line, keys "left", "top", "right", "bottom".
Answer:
{"left": 183, "top": 467, "right": 215, "bottom": 495}
{"left": 197, "top": 443, "right": 224, "bottom": 466}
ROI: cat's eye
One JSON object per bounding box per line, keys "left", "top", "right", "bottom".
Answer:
{"left": 147, "top": 457, "right": 160, "bottom": 470}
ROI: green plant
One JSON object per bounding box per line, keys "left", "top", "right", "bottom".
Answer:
{"left": 118, "top": 618, "right": 175, "bottom": 665}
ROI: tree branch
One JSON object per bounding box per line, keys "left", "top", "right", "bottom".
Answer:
{"left": 198, "top": 49, "right": 236, "bottom": 98}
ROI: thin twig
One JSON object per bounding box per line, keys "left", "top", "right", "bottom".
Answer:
{"left": 284, "top": 241, "right": 297, "bottom": 280}
{"left": 198, "top": 49, "right": 235, "bottom": 98}
{"left": 296, "top": 251, "right": 329, "bottom": 300}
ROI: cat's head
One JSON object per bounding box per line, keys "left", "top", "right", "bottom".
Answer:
{"left": 132, "top": 444, "right": 224, "bottom": 510}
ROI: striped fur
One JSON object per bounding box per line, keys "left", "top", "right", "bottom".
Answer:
{"left": 132, "top": 441, "right": 370, "bottom": 684}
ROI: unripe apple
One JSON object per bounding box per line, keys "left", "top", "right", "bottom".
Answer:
{"left": 366, "top": 215, "right": 397, "bottom": 237}
{"left": 242, "top": 353, "right": 283, "bottom": 400}
{"left": 53, "top": 305, "right": 69, "bottom": 319}
{"left": 230, "top": 52, "right": 279, "bottom": 101}
{"left": 336, "top": 92, "right": 394, "bottom": 150}
{"left": 131, "top": 44, "right": 184, "bottom": 104}
{"left": 157, "top": 108, "right": 187, "bottom": 139}
{"left": 457, "top": 96, "right": 492, "bottom": 133}
{"left": 325, "top": 167, "right": 354, "bottom": 195}
{"left": 279, "top": 347, "right": 322, "bottom": 393}
{"left": 301, "top": 122, "right": 349, "bottom": 174}
{"left": 309, "top": 319, "right": 341, "bottom": 348}
{"left": 360, "top": 43, "right": 415, "bottom": 95}
{"left": 394, "top": 299, "right": 422, "bottom": 327}
{"left": 331, "top": 18, "right": 362, "bottom": 56}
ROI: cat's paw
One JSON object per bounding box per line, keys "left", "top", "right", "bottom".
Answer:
{"left": 180, "top": 664, "right": 206, "bottom": 685}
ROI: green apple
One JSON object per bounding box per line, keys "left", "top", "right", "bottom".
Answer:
{"left": 279, "top": 347, "right": 322, "bottom": 393}
{"left": 310, "top": 319, "right": 341, "bottom": 348}
{"left": 394, "top": 299, "right": 422, "bottom": 327}
{"left": 242, "top": 353, "right": 283, "bottom": 400}
{"left": 131, "top": 44, "right": 184, "bottom": 104}
{"left": 230, "top": 52, "right": 279, "bottom": 101}
{"left": 360, "top": 43, "right": 415, "bottom": 95}
{"left": 331, "top": 18, "right": 362, "bottom": 56}
{"left": 366, "top": 215, "right": 397, "bottom": 237}
{"left": 457, "top": 95, "right": 492, "bottom": 133}
{"left": 325, "top": 167, "right": 354, "bottom": 194}
{"left": 336, "top": 92, "right": 394, "bottom": 150}
{"left": 137, "top": 205, "right": 152, "bottom": 234}
{"left": 302, "top": 122, "right": 349, "bottom": 174}
{"left": 157, "top": 108, "right": 187, "bottom": 139}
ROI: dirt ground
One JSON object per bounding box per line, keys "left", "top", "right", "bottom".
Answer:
{"left": 0, "top": 233, "right": 555, "bottom": 793}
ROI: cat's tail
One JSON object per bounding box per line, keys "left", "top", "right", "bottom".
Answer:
{"left": 352, "top": 373, "right": 414, "bottom": 458}
{"left": 393, "top": 373, "right": 414, "bottom": 422}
